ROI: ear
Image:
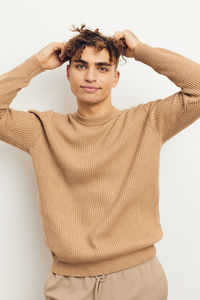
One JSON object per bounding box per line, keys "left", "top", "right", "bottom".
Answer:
{"left": 112, "top": 70, "right": 120, "bottom": 87}
{"left": 66, "top": 65, "right": 70, "bottom": 81}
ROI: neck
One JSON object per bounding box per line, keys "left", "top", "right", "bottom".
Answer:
{"left": 70, "top": 102, "right": 121, "bottom": 126}
{"left": 76, "top": 100, "right": 113, "bottom": 119}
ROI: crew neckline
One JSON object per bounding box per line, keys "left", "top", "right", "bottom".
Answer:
{"left": 70, "top": 105, "right": 122, "bottom": 125}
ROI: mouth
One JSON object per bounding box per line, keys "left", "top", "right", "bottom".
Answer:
{"left": 81, "top": 86, "right": 100, "bottom": 92}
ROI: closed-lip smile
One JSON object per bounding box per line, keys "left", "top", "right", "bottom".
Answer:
{"left": 81, "top": 85, "right": 99, "bottom": 89}
{"left": 81, "top": 85, "right": 100, "bottom": 92}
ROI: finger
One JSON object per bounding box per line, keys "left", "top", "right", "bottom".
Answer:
{"left": 51, "top": 42, "right": 66, "bottom": 54}
{"left": 59, "top": 42, "right": 67, "bottom": 59}
{"left": 114, "top": 31, "right": 125, "bottom": 41}
{"left": 114, "top": 31, "right": 122, "bottom": 36}
{"left": 114, "top": 31, "right": 121, "bottom": 35}
{"left": 51, "top": 42, "right": 63, "bottom": 50}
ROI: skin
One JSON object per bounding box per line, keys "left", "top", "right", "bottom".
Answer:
{"left": 35, "top": 29, "right": 141, "bottom": 118}
{"left": 66, "top": 46, "right": 120, "bottom": 118}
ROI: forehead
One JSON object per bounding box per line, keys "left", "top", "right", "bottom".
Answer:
{"left": 72, "top": 46, "right": 111, "bottom": 63}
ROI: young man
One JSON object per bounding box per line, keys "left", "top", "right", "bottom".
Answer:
{"left": 0, "top": 25, "right": 200, "bottom": 300}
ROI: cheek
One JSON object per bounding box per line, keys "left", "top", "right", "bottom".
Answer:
{"left": 101, "top": 76, "right": 113, "bottom": 89}
{"left": 70, "top": 73, "right": 82, "bottom": 88}
{"left": 103, "top": 80, "right": 114, "bottom": 92}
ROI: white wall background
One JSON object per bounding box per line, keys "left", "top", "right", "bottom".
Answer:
{"left": 0, "top": 0, "right": 200, "bottom": 299}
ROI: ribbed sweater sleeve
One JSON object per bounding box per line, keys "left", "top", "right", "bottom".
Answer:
{"left": 134, "top": 42, "right": 200, "bottom": 143}
{"left": 0, "top": 55, "right": 45, "bottom": 153}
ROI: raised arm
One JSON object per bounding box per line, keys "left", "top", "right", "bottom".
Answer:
{"left": 0, "top": 41, "right": 67, "bottom": 153}
{"left": 113, "top": 29, "right": 200, "bottom": 144}
{"left": 133, "top": 41, "right": 200, "bottom": 143}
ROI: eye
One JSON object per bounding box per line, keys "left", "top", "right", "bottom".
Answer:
{"left": 99, "top": 67, "right": 108, "bottom": 72}
{"left": 75, "top": 64, "right": 108, "bottom": 72}
{"left": 76, "top": 64, "right": 85, "bottom": 69}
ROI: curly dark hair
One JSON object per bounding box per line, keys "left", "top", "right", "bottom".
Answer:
{"left": 63, "top": 24, "right": 128, "bottom": 70}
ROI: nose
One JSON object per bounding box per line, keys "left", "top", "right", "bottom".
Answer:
{"left": 84, "top": 67, "right": 97, "bottom": 82}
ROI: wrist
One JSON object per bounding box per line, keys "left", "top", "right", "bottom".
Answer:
{"left": 35, "top": 54, "right": 46, "bottom": 70}
{"left": 132, "top": 41, "right": 142, "bottom": 58}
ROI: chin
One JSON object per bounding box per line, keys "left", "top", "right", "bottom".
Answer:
{"left": 78, "top": 98, "right": 102, "bottom": 105}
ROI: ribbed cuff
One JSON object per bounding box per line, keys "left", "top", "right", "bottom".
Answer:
{"left": 134, "top": 42, "right": 154, "bottom": 62}
{"left": 19, "top": 54, "right": 46, "bottom": 79}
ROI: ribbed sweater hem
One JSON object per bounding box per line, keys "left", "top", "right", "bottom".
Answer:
{"left": 50, "top": 244, "right": 156, "bottom": 277}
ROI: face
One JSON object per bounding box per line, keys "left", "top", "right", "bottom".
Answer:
{"left": 66, "top": 46, "right": 120, "bottom": 105}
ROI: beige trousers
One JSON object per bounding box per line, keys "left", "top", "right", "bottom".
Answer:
{"left": 44, "top": 255, "right": 168, "bottom": 300}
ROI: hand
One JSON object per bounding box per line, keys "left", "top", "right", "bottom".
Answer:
{"left": 35, "top": 41, "right": 68, "bottom": 70}
{"left": 113, "top": 29, "right": 141, "bottom": 58}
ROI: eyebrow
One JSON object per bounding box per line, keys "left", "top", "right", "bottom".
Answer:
{"left": 73, "top": 59, "right": 112, "bottom": 67}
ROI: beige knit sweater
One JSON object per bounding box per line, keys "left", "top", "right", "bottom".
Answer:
{"left": 0, "top": 42, "right": 200, "bottom": 276}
